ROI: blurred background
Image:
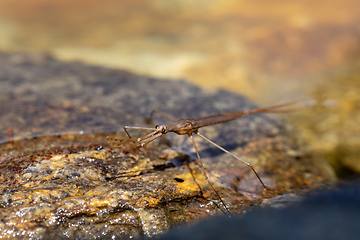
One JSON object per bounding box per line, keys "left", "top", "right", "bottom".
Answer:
{"left": 0, "top": 0, "right": 359, "bottom": 178}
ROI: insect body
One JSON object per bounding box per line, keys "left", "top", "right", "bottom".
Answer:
{"left": 110, "top": 99, "right": 309, "bottom": 212}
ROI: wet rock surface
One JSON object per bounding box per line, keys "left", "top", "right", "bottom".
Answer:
{"left": 0, "top": 52, "right": 335, "bottom": 239}
{"left": 157, "top": 182, "right": 360, "bottom": 240}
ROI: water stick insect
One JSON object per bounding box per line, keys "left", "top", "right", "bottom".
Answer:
{"left": 109, "top": 99, "right": 310, "bottom": 212}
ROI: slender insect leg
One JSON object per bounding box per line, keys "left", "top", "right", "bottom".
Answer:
{"left": 248, "top": 98, "right": 314, "bottom": 114}
{"left": 124, "top": 126, "right": 156, "bottom": 139}
{"left": 185, "top": 161, "right": 205, "bottom": 198}
{"left": 147, "top": 110, "right": 176, "bottom": 123}
{"left": 185, "top": 159, "right": 224, "bottom": 211}
{"left": 121, "top": 126, "right": 158, "bottom": 149}
{"left": 196, "top": 132, "right": 267, "bottom": 190}
{"left": 188, "top": 133, "right": 230, "bottom": 213}
{"left": 124, "top": 126, "right": 132, "bottom": 138}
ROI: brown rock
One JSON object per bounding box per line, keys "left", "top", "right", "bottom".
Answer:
{"left": 0, "top": 52, "right": 335, "bottom": 239}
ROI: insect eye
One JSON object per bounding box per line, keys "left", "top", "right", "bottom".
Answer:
{"left": 155, "top": 125, "right": 166, "bottom": 133}
{"left": 161, "top": 126, "right": 167, "bottom": 133}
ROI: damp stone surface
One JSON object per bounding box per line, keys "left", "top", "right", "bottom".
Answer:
{"left": 0, "top": 52, "right": 336, "bottom": 239}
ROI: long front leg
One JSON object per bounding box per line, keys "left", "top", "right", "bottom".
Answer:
{"left": 124, "top": 126, "right": 156, "bottom": 139}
